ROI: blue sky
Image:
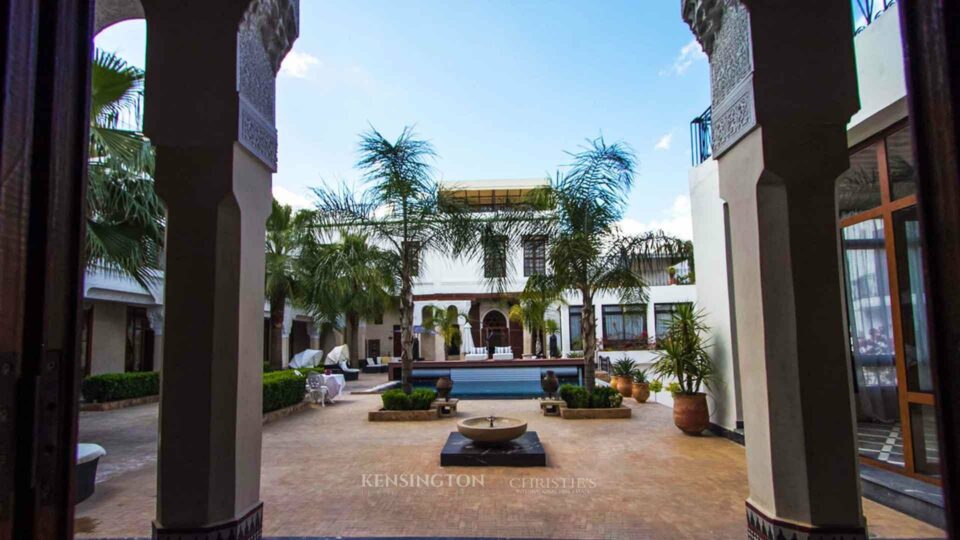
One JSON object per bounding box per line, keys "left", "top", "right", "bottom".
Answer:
{"left": 95, "top": 1, "right": 711, "bottom": 238}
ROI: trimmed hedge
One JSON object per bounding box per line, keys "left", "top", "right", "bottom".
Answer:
{"left": 558, "top": 383, "right": 621, "bottom": 409}
{"left": 263, "top": 370, "right": 308, "bottom": 413}
{"left": 381, "top": 388, "right": 436, "bottom": 411}
{"left": 82, "top": 372, "right": 160, "bottom": 403}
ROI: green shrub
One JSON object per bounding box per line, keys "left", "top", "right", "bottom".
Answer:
{"left": 381, "top": 389, "right": 411, "bottom": 410}
{"left": 409, "top": 389, "right": 437, "bottom": 410}
{"left": 81, "top": 372, "right": 159, "bottom": 403}
{"left": 649, "top": 379, "right": 663, "bottom": 393}
{"left": 632, "top": 369, "right": 649, "bottom": 384}
{"left": 559, "top": 384, "right": 590, "bottom": 409}
{"left": 262, "top": 370, "right": 306, "bottom": 413}
{"left": 263, "top": 362, "right": 275, "bottom": 373}
{"left": 590, "top": 386, "right": 623, "bottom": 409}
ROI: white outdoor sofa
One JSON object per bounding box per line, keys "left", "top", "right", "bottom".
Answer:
{"left": 464, "top": 347, "right": 487, "bottom": 361}
{"left": 491, "top": 346, "right": 514, "bottom": 360}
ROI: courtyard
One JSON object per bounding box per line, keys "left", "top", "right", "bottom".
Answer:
{"left": 74, "top": 375, "right": 943, "bottom": 540}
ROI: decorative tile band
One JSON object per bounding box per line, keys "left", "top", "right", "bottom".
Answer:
{"left": 746, "top": 501, "right": 867, "bottom": 540}
{"left": 153, "top": 501, "right": 263, "bottom": 540}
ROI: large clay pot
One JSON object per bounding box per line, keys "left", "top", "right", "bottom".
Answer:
{"left": 609, "top": 375, "right": 621, "bottom": 389}
{"left": 436, "top": 376, "right": 453, "bottom": 401}
{"left": 673, "top": 393, "right": 709, "bottom": 435}
{"left": 632, "top": 382, "right": 650, "bottom": 403}
{"left": 616, "top": 377, "right": 633, "bottom": 397}
{"left": 541, "top": 370, "right": 559, "bottom": 398}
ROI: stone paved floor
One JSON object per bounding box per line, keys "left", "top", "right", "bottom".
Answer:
{"left": 75, "top": 374, "right": 945, "bottom": 539}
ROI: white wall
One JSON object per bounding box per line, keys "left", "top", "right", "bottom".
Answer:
{"left": 90, "top": 302, "right": 127, "bottom": 375}
{"left": 689, "top": 158, "right": 742, "bottom": 431}
{"left": 847, "top": 7, "right": 908, "bottom": 146}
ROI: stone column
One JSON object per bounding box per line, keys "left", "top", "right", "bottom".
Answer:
{"left": 141, "top": 1, "right": 297, "bottom": 537}
{"left": 280, "top": 305, "right": 293, "bottom": 368}
{"left": 147, "top": 307, "right": 164, "bottom": 372}
{"left": 683, "top": 1, "right": 866, "bottom": 537}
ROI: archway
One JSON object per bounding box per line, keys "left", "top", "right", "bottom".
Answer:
{"left": 481, "top": 310, "right": 508, "bottom": 350}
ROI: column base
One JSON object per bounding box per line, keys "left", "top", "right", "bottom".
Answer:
{"left": 746, "top": 502, "right": 866, "bottom": 540}
{"left": 153, "top": 502, "right": 263, "bottom": 540}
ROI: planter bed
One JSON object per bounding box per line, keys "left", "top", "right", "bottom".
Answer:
{"left": 80, "top": 394, "right": 159, "bottom": 412}
{"left": 368, "top": 408, "right": 440, "bottom": 421}
{"left": 262, "top": 400, "right": 310, "bottom": 425}
{"left": 559, "top": 405, "right": 632, "bottom": 419}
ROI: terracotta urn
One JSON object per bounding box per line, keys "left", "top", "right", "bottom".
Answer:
{"left": 616, "top": 377, "right": 633, "bottom": 397}
{"left": 436, "top": 376, "right": 453, "bottom": 401}
{"left": 609, "top": 375, "right": 621, "bottom": 390}
{"left": 673, "top": 393, "right": 709, "bottom": 435}
{"left": 541, "top": 370, "right": 559, "bottom": 398}
{"left": 632, "top": 382, "right": 650, "bottom": 403}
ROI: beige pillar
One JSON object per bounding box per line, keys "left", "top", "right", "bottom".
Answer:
{"left": 684, "top": 1, "right": 865, "bottom": 537}
{"left": 280, "top": 306, "right": 292, "bottom": 369}
{"left": 142, "top": 1, "right": 297, "bottom": 537}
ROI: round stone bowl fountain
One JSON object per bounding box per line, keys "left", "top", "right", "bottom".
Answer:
{"left": 457, "top": 416, "right": 528, "bottom": 445}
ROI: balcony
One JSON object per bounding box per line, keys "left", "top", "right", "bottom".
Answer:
{"left": 689, "top": 106, "right": 712, "bottom": 167}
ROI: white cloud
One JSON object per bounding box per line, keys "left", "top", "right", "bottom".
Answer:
{"left": 659, "top": 39, "right": 706, "bottom": 77}
{"left": 280, "top": 50, "right": 320, "bottom": 79}
{"left": 617, "top": 195, "right": 693, "bottom": 240}
{"left": 654, "top": 133, "right": 673, "bottom": 151}
{"left": 272, "top": 185, "right": 311, "bottom": 210}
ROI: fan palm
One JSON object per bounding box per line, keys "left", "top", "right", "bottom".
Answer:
{"left": 86, "top": 49, "right": 164, "bottom": 287}
{"left": 650, "top": 303, "right": 714, "bottom": 395}
{"left": 310, "top": 126, "right": 507, "bottom": 392}
{"left": 297, "top": 232, "right": 399, "bottom": 366}
{"left": 509, "top": 274, "right": 563, "bottom": 358}
{"left": 521, "top": 137, "right": 689, "bottom": 391}
{"left": 423, "top": 306, "right": 462, "bottom": 361}
{"left": 265, "top": 199, "right": 303, "bottom": 371}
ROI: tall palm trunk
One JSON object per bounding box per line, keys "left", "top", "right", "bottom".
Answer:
{"left": 269, "top": 295, "right": 285, "bottom": 371}
{"left": 346, "top": 312, "right": 360, "bottom": 368}
{"left": 400, "top": 272, "right": 414, "bottom": 393}
{"left": 581, "top": 287, "right": 597, "bottom": 392}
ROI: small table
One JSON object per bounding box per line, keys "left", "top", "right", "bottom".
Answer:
{"left": 432, "top": 399, "right": 459, "bottom": 417}
{"left": 321, "top": 373, "right": 346, "bottom": 401}
{"left": 539, "top": 399, "right": 565, "bottom": 416}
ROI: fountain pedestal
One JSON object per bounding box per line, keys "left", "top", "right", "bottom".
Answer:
{"left": 440, "top": 432, "right": 546, "bottom": 467}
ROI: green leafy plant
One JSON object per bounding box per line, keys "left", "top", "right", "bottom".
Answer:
{"left": 265, "top": 200, "right": 304, "bottom": 371}
{"left": 568, "top": 350, "right": 584, "bottom": 359}
{"left": 666, "top": 382, "right": 683, "bottom": 395}
{"left": 649, "top": 379, "right": 663, "bottom": 393}
{"left": 381, "top": 389, "right": 412, "bottom": 410}
{"left": 651, "top": 303, "right": 715, "bottom": 396}
{"left": 81, "top": 372, "right": 159, "bottom": 403}
{"left": 409, "top": 388, "right": 437, "bottom": 410}
{"left": 559, "top": 384, "right": 590, "bottom": 409}
{"left": 423, "top": 306, "right": 463, "bottom": 360}
{"left": 632, "top": 369, "right": 649, "bottom": 384}
{"left": 262, "top": 371, "right": 307, "bottom": 413}
{"left": 611, "top": 358, "right": 636, "bottom": 377}
{"left": 589, "top": 386, "right": 623, "bottom": 408}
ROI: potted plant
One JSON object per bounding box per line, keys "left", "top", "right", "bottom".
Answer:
{"left": 631, "top": 369, "right": 650, "bottom": 403}
{"left": 651, "top": 304, "right": 714, "bottom": 435}
{"left": 611, "top": 358, "right": 636, "bottom": 397}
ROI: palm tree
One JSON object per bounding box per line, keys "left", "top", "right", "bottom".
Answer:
{"left": 523, "top": 137, "right": 688, "bottom": 391}
{"left": 265, "top": 199, "right": 302, "bottom": 371}
{"left": 86, "top": 49, "right": 164, "bottom": 287}
{"left": 297, "top": 232, "right": 399, "bottom": 366}
{"left": 423, "top": 306, "right": 462, "bottom": 361}
{"left": 311, "top": 127, "right": 497, "bottom": 393}
{"left": 509, "top": 274, "right": 563, "bottom": 358}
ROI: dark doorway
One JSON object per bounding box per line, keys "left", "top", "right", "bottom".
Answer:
{"left": 289, "top": 320, "right": 309, "bottom": 361}
{"left": 482, "top": 310, "right": 508, "bottom": 349}
{"left": 393, "top": 324, "right": 402, "bottom": 356}
{"left": 125, "top": 307, "right": 153, "bottom": 372}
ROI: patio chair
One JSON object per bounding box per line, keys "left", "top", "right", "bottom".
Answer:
{"left": 362, "top": 357, "right": 389, "bottom": 373}
{"left": 464, "top": 346, "right": 487, "bottom": 361}
{"left": 306, "top": 372, "right": 328, "bottom": 406}
{"left": 338, "top": 360, "right": 360, "bottom": 381}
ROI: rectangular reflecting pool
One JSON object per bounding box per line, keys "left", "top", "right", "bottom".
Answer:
{"left": 394, "top": 359, "right": 585, "bottom": 399}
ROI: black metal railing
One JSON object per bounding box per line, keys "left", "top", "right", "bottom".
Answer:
{"left": 690, "top": 106, "right": 712, "bottom": 167}
{"left": 853, "top": 0, "right": 896, "bottom": 35}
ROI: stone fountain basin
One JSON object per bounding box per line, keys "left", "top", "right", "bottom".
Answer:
{"left": 457, "top": 416, "right": 528, "bottom": 444}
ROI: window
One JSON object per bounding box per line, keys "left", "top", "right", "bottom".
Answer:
{"left": 125, "top": 307, "right": 152, "bottom": 372}
{"left": 522, "top": 235, "right": 547, "bottom": 276}
{"left": 483, "top": 235, "right": 507, "bottom": 278}
{"left": 602, "top": 304, "right": 647, "bottom": 349}
{"left": 80, "top": 306, "right": 93, "bottom": 377}
{"left": 654, "top": 303, "right": 690, "bottom": 338}
{"left": 403, "top": 241, "right": 421, "bottom": 277}
{"left": 374, "top": 311, "right": 384, "bottom": 325}
{"left": 568, "top": 306, "right": 583, "bottom": 350}
{"left": 366, "top": 339, "right": 381, "bottom": 359}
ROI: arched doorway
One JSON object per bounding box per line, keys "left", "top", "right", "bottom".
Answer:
{"left": 482, "top": 310, "right": 508, "bottom": 351}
